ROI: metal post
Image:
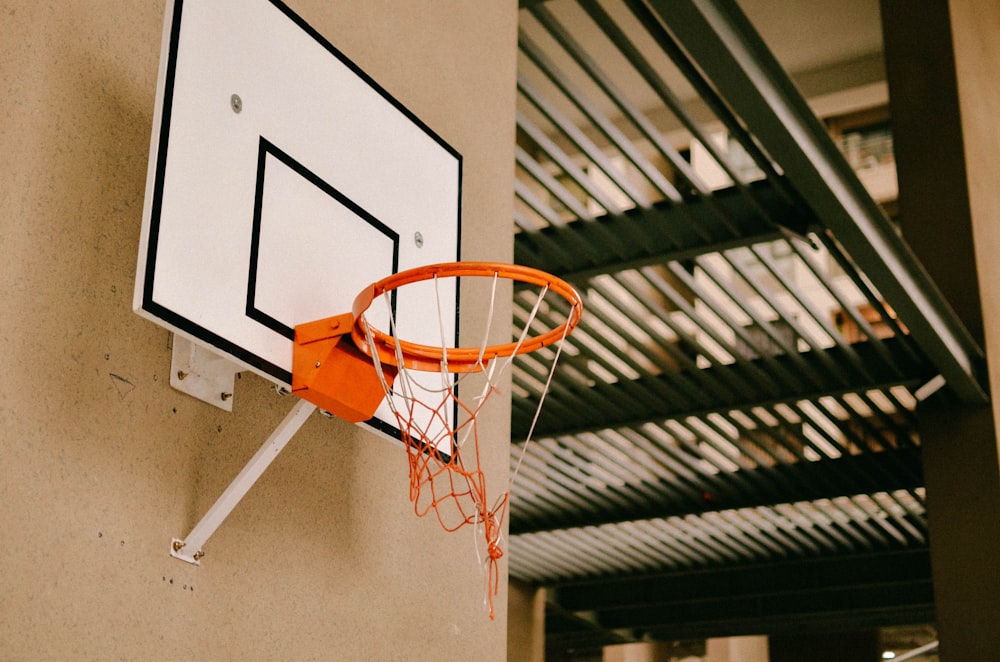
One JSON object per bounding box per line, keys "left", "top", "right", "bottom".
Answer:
{"left": 170, "top": 399, "right": 317, "bottom": 564}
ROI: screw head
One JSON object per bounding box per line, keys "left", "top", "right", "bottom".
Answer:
{"left": 230, "top": 93, "right": 243, "bottom": 113}
{"left": 414, "top": 231, "right": 424, "bottom": 248}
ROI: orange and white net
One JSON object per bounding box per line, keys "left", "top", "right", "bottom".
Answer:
{"left": 358, "top": 269, "right": 577, "bottom": 619}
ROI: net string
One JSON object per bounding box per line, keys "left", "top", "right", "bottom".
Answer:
{"left": 358, "top": 271, "right": 569, "bottom": 619}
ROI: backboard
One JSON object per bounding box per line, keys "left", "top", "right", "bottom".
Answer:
{"left": 134, "top": 0, "right": 461, "bottom": 437}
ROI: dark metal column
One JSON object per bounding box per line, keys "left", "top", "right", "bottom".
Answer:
{"left": 882, "top": 0, "right": 1000, "bottom": 659}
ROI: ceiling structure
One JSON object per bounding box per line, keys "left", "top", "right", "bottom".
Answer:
{"left": 506, "top": 0, "right": 985, "bottom": 658}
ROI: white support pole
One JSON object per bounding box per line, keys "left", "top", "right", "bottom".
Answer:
{"left": 890, "top": 641, "right": 939, "bottom": 662}
{"left": 171, "top": 399, "right": 317, "bottom": 564}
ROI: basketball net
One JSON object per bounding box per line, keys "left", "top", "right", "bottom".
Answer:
{"left": 359, "top": 269, "right": 576, "bottom": 620}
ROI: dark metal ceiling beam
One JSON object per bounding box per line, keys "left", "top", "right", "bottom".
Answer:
{"left": 514, "top": 179, "right": 805, "bottom": 281}
{"left": 649, "top": 0, "right": 987, "bottom": 404}
{"left": 512, "top": 338, "right": 932, "bottom": 439}
{"left": 547, "top": 548, "right": 934, "bottom": 641}
{"left": 543, "top": 602, "right": 640, "bottom": 650}
{"left": 510, "top": 446, "right": 923, "bottom": 534}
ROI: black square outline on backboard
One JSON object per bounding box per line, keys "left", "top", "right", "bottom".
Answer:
{"left": 246, "top": 136, "right": 400, "bottom": 343}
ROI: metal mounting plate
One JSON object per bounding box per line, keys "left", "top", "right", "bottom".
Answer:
{"left": 170, "top": 335, "right": 238, "bottom": 411}
{"left": 170, "top": 537, "right": 202, "bottom": 565}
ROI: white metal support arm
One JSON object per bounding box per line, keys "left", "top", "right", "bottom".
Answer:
{"left": 170, "top": 399, "right": 317, "bottom": 564}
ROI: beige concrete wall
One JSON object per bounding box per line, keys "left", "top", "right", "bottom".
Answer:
{"left": 507, "top": 581, "right": 545, "bottom": 662}
{"left": 952, "top": 0, "right": 1000, "bottom": 413}
{"left": 704, "top": 636, "right": 769, "bottom": 662}
{"left": 0, "top": 1, "right": 517, "bottom": 659}
{"left": 603, "top": 641, "right": 674, "bottom": 661}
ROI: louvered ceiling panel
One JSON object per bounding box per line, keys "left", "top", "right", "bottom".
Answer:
{"left": 508, "top": 0, "right": 985, "bottom": 656}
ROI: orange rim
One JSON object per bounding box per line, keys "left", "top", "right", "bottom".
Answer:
{"left": 351, "top": 262, "right": 583, "bottom": 372}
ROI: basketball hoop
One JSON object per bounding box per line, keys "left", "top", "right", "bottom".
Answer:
{"left": 351, "top": 262, "right": 583, "bottom": 372}
{"left": 292, "top": 262, "right": 582, "bottom": 618}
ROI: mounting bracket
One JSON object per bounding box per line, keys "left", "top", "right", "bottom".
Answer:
{"left": 170, "top": 335, "right": 239, "bottom": 412}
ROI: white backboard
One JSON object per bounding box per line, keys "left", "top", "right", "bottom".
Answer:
{"left": 135, "top": 0, "right": 462, "bottom": 436}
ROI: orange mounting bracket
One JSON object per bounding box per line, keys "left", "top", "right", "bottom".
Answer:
{"left": 292, "top": 313, "right": 397, "bottom": 422}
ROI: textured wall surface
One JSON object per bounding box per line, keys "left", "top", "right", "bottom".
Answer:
{"left": 0, "top": 1, "right": 517, "bottom": 659}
